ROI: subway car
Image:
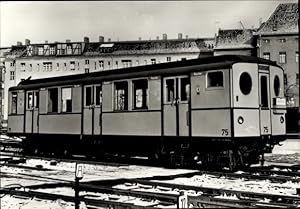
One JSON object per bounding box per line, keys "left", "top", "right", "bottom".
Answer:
{"left": 7, "top": 55, "right": 287, "bottom": 169}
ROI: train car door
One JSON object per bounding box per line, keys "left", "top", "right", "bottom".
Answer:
{"left": 259, "top": 71, "right": 271, "bottom": 135}
{"left": 83, "top": 85, "right": 102, "bottom": 135}
{"left": 163, "top": 76, "right": 190, "bottom": 136}
{"left": 25, "top": 91, "right": 39, "bottom": 133}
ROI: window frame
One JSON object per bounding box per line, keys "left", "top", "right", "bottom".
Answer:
{"left": 279, "top": 52, "right": 286, "bottom": 64}
{"left": 11, "top": 92, "right": 18, "bottom": 115}
{"left": 48, "top": 88, "right": 59, "bottom": 113}
{"left": 164, "top": 78, "right": 176, "bottom": 104}
{"left": 61, "top": 87, "right": 72, "bottom": 113}
{"left": 132, "top": 78, "right": 148, "bottom": 110}
{"left": 206, "top": 70, "right": 225, "bottom": 90}
{"left": 114, "top": 81, "right": 128, "bottom": 111}
{"left": 263, "top": 52, "right": 270, "bottom": 60}
{"left": 10, "top": 71, "right": 15, "bottom": 80}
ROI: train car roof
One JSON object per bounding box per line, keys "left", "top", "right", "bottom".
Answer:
{"left": 10, "top": 55, "right": 281, "bottom": 90}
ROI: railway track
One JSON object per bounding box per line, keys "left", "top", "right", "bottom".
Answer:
{"left": 1, "top": 174, "right": 299, "bottom": 208}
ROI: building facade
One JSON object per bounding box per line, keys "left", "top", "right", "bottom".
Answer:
{"left": 255, "top": 3, "right": 299, "bottom": 132}
{"left": 2, "top": 35, "right": 214, "bottom": 121}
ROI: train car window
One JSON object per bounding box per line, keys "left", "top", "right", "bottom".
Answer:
{"left": 133, "top": 79, "right": 148, "bottom": 109}
{"left": 260, "top": 76, "right": 269, "bottom": 108}
{"left": 180, "top": 77, "right": 190, "bottom": 101}
{"left": 207, "top": 71, "right": 224, "bottom": 88}
{"left": 95, "top": 86, "right": 102, "bottom": 106}
{"left": 34, "top": 92, "right": 39, "bottom": 108}
{"left": 85, "top": 87, "right": 93, "bottom": 106}
{"left": 27, "top": 92, "right": 33, "bottom": 109}
{"left": 62, "top": 88, "right": 72, "bottom": 112}
{"left": 166, "top": 79, "right": 175, "bottom": 103}
{"left": 114, "top": 81, "right": 128, "bottom": 111}
{"left": 239, "top": 72, "right": 252, "bottom": 95}
{"left": 48, "top": 88, "right": 58, "bottom": 113}
{"left": 11, "top": 92, "right": 18, "bottom": 114}
{"left": 274, "top": 75, "right": 280, "bottom": 97}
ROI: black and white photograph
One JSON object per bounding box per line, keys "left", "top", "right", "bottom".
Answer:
{"left": 0, "top": 1, "right": 299, "bottom": 208}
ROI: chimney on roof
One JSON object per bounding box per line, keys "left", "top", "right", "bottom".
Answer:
{"left": 186, "top": 35, "right": 189, "bottom": 39}
{"left": 45, "top": 40, "right": 48, "bottom": 44}
{"left": 108, "top": 38, "right": 111, "bottom": 42}
{"left": 66, "top": 39, "right": 71, "bottom": 43}
{"left": 25, "top": 39, "right": 30, "bottom": 45}
{"left": 156, "top": 36, "right": 159, "bottom": 40}
{"left": 17, "top": 41, "right": 22, "bottom": 46}
{"left": 162, "top": 34, "right": 167, "bottom": 40}
{"left": 138, "top": 37, "right": 142, "bottom": 41}
{"left": 99, "top": 36, "right": 104, "bottom": 43}
{"left": 84, "top": 37, "right": 89, "bottom": 43}
{"left": 178, "top": 33, "right": 183, "bottom": 40}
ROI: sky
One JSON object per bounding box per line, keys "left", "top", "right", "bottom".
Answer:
{"left": 0, "top": 0, "right": 297, "bottom": 47}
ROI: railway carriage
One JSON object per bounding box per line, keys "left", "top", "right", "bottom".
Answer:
{"left": 7, "top": 55, "right": 286, "bottom": 169}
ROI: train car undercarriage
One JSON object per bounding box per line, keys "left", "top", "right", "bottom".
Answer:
{"left": 20, "top": 134, "right": 285, "bottom": 170}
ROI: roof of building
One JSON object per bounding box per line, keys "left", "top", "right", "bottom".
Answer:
{"left": 4, "top": 38, "right": 214, "bottom": 59}
{"left": 214, "top": 29, "right": 256, "bottom": 50}
{"left": 10, "top": 55, "right": 280, "bottom": 90}
{"left": 256, "top": 3, "right": 299, "bottom": 35}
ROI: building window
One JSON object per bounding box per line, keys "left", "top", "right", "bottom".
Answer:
{"left": 94, "top": 62, "right": 97, "bottom": 70}
{"left": 181, "top": 58, "right": 187, "bottom": 61}
{"left": 85, "top": 60, "right": 89, "bottom": 71}
{"left": 115, "top": 61, "right": 118, "bottom": 68}
{"left": 61, "top": 88, "right": 72, "bottom": 112}
{"left": 136, "top": 60, "right": 139, "bottom": 66}
{"left": 297, "top": 73, "right": 299, "bottom": 85}
{"left": 279, "top": 52, "right": 286, "bottom": 64}
{"left": 263, "top": 52, "right": 270, "bottom": 60}
{"left": 296, "top": 51, "right": 299, "bottom": 63}
{"left": 70, "top": 61, "right": 75, "bottom": 71}
{"left": 133, "top": 79, "right": 148, "bottom": 109}
{"left": 151, "top": 59, "right": 156, "bottom": 64}
{"left": 206, "top": 71, "right": 224, "bottom": 88}
{"left": 50, "top": 47, "right": 55, "bottom": 55}
{"left": 67, "top": 45, "right": 72, "bottom": 55}
{"left": 64, "top": 63, "right": 67, "bottom": 71}
{"left": 279, "top": 38, "right": 286, "bottom": 43}
{"left": 29, "top": 64, "right": 32, "bottom": 71}
{"left": 114, "top": 81, "right": 128, "bottom": 111}
{"left": 21, "top": 63, "right": 26, "bottom": 72}
{"left": 263, "top": 39, "right": 270, "bottom": 43}
{"left": 48, "top": 88, "right": 58, "bottom": 113}
{"left": 11, "top": 92, "right": 18, "bottom": 114}
{"left": 37, "top": 64, "right": 40, "bottom": 72}
{"left": 38, "top": 47, "right": 43, "bottom": 55}
{"left": 43, "top": 62, "right": 52, "bottom": 71}
{"left": 56, "top": 63, "right": 59, "bottom": 71}
{"left": 99, "top": 60, "right": 104, "bottom": 69}
{"left": 108, "top": 61, "right": 111, "bottom": 69}
{"left": 167, "top": 57, "right": 171, "bottom": 62}
{"left": 10, "top": 71, "right": 15, "bottom": 80}
{"left": 122, "top": 60, "right": 132, "bottom": 68}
